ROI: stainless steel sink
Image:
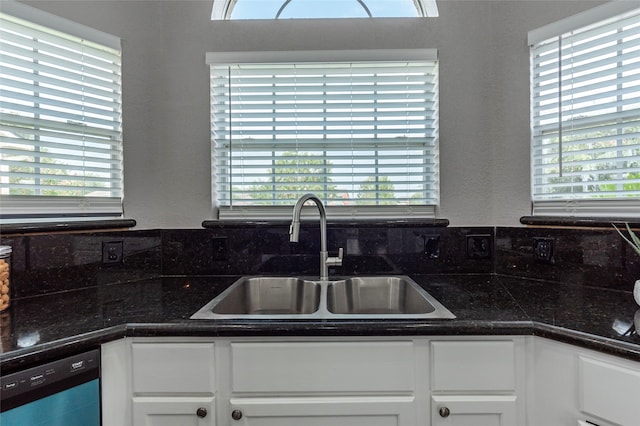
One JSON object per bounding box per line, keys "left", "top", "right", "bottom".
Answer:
{"left": 191, "top": 277, "right": 321, "bottom": 318}
{"left": 190, "top": 275, "right": 455, "bottom": 320}
{"left": 327, "top": 276, "right": 437, "bottom": 315}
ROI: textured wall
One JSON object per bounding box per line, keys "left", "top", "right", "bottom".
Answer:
{"left": 21, "top": 1, "right": 604, "bottom": 228}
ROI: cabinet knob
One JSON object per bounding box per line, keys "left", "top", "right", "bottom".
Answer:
{"left": 231, "top": 409, "right": 243, "bottom": 421}
{"left": 196, "top": 407, "right": 208, "bottom": 418}
{"left": 438, "top": 406, "right": 450, "bottom": 418}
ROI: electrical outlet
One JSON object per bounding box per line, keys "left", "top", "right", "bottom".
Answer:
{"left": 102, "top": 241, "right": 124, "bottom": 265}
{"left": 423, "top": 235, "right": 440, "bottom": 259}
{"left": 212, "top": 236, "right": 228, "bottom": 261}
{"left": 466, "top": 234, "right": 492, "bottom": 259}
{"left": 533, "top": 237, "right": 555, "bottom": 264}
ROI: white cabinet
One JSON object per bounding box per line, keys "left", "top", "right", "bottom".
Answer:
{"left": 102, "top": 337, "right": 427, "bottom": 426}
{"left": 120, "top": 339, "right": 216, "bottom": 426}
{"left": 103, "top": 338, "right": 133, "bottom": 426}
{"left": 133, "top": 397, "right": 215, "bottom": 426}
{"left": 229, "top": 341, "right": 416, "bottom": 393}
{"left": 430, "top": 338, "right": 525, "bottom": 426}
{"left": 580, "top": 355, "right": 640, "bottom": 426}
{"left": 102, "top": 335, "right": 640, "bottom": 426}
{"left": 228, "top": 396, "right": 415, "bottom": 426}
{"left": 224, "top": 340, "right": 424, "bottom": 426}
{"left": 431, "top": 395, "right": 517, "bottom": 425}
{"left": 131, "top": 342, "right": 216, "bottom": 394}
{"left": 528, "top": 337, "right": 640, "bottom": 426}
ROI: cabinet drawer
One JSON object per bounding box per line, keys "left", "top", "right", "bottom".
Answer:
{"left": 132, "top": 343, "right": 215, "bottom": 394}
{"left": 231, "top": 341, "right": 415, "bottom": 393}
{"left": 133, "top": 396, "right": 215, "bottom": 426}
{"left": 431, "top": 395, "right": 517, "bottom": 426}
{"left": 229, "top": 396, "right": 416, "bottom": 425}
{"left": 580, "top": 356, "right": 640, "bottom": 426}
{"left": 431, "top": 340, "right": 516, "bottom": 391}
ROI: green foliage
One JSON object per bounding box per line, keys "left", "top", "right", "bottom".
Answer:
{"left": 356, "top": 176, "right": 395, "bottom": 205}
{"left": 623, "top": 172, "right": 640, "bottom": 192}
{"left": 613, "top": 223, "right": 640, "bottom": 257}
{"left": 244, "top": 152, "right": 337, "bottom": 203}
{"left": 8, "top": 157, "right": 107, "bottom": 196}
{"left": 543, "top": 127, "right": 640, "bottom": 197}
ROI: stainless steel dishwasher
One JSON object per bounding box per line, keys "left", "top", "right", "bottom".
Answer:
{"left": 1, "top": 349, "right": 101, "bottom": 426}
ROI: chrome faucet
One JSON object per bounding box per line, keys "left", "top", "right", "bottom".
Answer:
{"left": 289, "top": 193, "right": 343, "bottom": 280}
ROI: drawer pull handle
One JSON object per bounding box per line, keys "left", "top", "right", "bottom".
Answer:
{"left": 232, "top": 409, "right": 243, "bottom": 421}
{"left": 439, "top": 406, "right": 450, "bottom": 418}
{"left": 196, "top": 407, "right": 207, "bottom": 418}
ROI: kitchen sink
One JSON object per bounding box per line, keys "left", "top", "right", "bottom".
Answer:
{"left": 327, "top": 276, "right": 437, "bottom": 315}
{"left": 193, "top": 277, "right": 321, "bottom": 317}
{"left": 190, "top": 275, "right": 455, "bottom": 320}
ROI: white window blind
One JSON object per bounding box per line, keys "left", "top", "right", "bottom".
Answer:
{"left": 0, "top": 2, "right": 123, "bottom": 220}
{"left": 530, "top": 4, "right": 640, "bottom": 217}
{"left": 209, "top": 53, "right": 438, "bottom": 219}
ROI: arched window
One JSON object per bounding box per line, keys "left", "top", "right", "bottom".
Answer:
{"left": 211, "top": 0, "right": 438, "bottom": 20}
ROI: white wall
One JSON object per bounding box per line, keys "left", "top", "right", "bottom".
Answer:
{"left": 21, "top": 0, "right": 604, "bottom": 228}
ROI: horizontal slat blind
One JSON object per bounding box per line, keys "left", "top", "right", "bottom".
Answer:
{"left": 210, "top": 60, "right": 438, "bottom": 215}
{"left": 530, "top": 7, "right": 640, "bottom": 216}
{"left": 0, "top": 6, "right": 123, "bottom": 218}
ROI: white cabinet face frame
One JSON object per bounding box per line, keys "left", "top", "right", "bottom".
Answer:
{"left": 103, "top": 338, "right": 133, "bottom": 426}
{"left": 104, "top": 336, "right": 544, "bottom": 426}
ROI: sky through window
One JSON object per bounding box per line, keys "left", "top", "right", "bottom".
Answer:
{"left": 212, "top": 0, "right": 438, "bottom": 20}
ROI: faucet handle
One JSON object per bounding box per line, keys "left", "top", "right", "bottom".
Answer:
{"left": 326, "top": 247, "right": 343, "bottom": 267}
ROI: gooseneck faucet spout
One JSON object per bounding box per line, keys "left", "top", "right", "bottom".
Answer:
{"left": 290, "top": 193, "right": 343, "bottom": 280}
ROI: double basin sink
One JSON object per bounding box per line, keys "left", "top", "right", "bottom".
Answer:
{"left": 190, "top": 275, "right": 455, "bottom": 320}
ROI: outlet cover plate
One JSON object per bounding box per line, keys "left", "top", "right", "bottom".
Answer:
{"left": 102, "top": 241, "right": 124, "bottom": 265}
{"left": 466, "top": 234, "right": 492, "bottom": 259}
{"left": 533, "top": 237, "right": 555, "bottom": 264}
{"left": 212, "top": 236, "right": 228, "bottom": 261}
{"left": 423, "top": 235, "right": 440, "bottom": 259}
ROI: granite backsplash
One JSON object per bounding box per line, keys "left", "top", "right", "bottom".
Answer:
{"left": 1, "top": 230, "right": 161, "bottom": 298}
{"left": 1, "top": 224, "right": 638, "bottom": 300}
{"left": 495, "top": 226, "right": 640, "bottom": 292}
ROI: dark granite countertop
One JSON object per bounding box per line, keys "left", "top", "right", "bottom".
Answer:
{"left": 1, "top": 274, "right": 638, "bottom": 373}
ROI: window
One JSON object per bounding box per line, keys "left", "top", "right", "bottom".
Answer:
{"left": 0, "top": 2, "right": 123, "bottom": 221}
{"left": 208, "top": 50, "right": 439, "bottom": 219}
{"left": 529, "top": 3, "right": 640, "bottom": 217}
{"left": 211, "top": 0, "right": 439, "bottom": 20}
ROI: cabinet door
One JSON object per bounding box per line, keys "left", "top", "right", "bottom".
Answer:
{"left": 132, "top": 342, "right": 215, "bottom": 394}
{"left": 431, "top": 395, "right": 517, "bottom": 426}
{"left": 230, "top": 341, "right": 415, "bottom": 393}
{"left": 229, "top": 396, "right": 415, "bottom": 426}
{"left": 580, "top": 356, "right": 640, "bottom": 426}
{"left": 431, "top": 341, "right": 516, "bottom": 392}
{"left": 133, "top": 397, "right": 215, "bottom": 426}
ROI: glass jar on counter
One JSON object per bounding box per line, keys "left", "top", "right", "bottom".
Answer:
{"left": 0, "top": 246, "right": 12, "bottom": 312}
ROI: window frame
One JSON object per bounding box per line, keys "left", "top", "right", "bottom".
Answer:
{"left": 528, "top": 2, "right": 640, "bottom": 218}
{"left": 211, "top": 0, "right": 439, "bottom": 20}
{"left": 0, "top": 1, "right": 123, "bottom": 223}
{"left": 207, "top": 48, "right": 439, "bottom": 221}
